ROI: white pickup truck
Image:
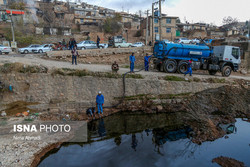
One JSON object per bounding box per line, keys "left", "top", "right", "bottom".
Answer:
{"left": 114, "top": 41, "right": 133, "bottom": 48}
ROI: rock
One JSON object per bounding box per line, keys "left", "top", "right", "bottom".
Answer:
{"left": 1, "top": 111, "right": 6, "bottom": 117}
{"left": 212, "top": 156, "right": 245, "bottom": 167}
{"left": 156, "top": 105, "right": 163, "bottom": 112}
{"left": 240, "top": 69, "right": 247, "bottom": 75}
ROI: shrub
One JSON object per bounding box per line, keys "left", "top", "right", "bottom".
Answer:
{"left": 165, "top": 76, "right": 185, "bottom": 81}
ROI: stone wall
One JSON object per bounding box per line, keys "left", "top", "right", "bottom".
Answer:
{"left": 0, "top": 73, "right": 225, "bottom": 111}
{"left": 46, "top": 46, "right": 152, "bottom": 58}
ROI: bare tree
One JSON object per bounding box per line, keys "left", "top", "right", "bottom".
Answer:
{"left": 222, "top": 16, "right": 238, "bottom": 29}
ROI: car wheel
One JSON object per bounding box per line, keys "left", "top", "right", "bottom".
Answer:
{"left": 222, "top": 66, "right": 232, "bottom": 77}
{"left": 128, "top": 45, "right": 131, "bottom": 48}
{"left": 163, "top": 59, "right": 177, "bottom": 73}
{"left": 81, "top": 47, "right": 85, "bottom": 50}
{"left": 0, "top": 51, "right": 2, "bottom": 55}
{"left": 100, "top": 46, "right": 103, "bottom": 49}
{"left": 24, "top": 50, "right": 28, "bottom": 54}
{"left": 39, "top": 49, "right": 43, "bottom": 53}
{"left": 118, "top": 45, "right": 121, "bottom": 48}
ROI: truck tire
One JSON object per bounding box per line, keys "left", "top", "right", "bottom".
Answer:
{"left": 163, "top": 59, "right": 177, "bottom": 73}
{"left": 222, "top": 66, "right": 232, "bottom": 77}
{"left": 178, "top": 61, "right": 188, "bottom": 74}
{"left": 208, "top": 70, "right": 217, "bottom": 75}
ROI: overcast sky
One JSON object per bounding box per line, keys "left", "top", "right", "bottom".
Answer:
{"left": 83, "top": 0, "right": 250, "bottom": 26}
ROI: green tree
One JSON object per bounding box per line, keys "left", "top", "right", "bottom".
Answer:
{"left": 103, "top": 14, "right": 122, "bottom": 34}
{"left": 9, "top": 2, "right": 26, "bottom": 10}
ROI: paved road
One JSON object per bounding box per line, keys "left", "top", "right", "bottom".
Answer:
{"left": 0, "top": 54, "right": 249, "bottom": 81}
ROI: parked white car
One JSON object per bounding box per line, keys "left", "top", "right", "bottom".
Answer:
{"left": 191, "top": 38, "right": 201, "bottom": 44}
{"left": 175, "top": 38, "right": 192, "bottom": 44}
{"left": 162, "top": 39, "right": 174, "bottom": 44}
{"left": 114, "top": 41, "right": 133, "bottom": 48}
{"left": 33, "top": 44, "right": 54, "bottom": 53}
{"left": 0, "top": 45, "right": 11, "bottom": 55}
{"left": 132, "top": 42, "right": 145, "bottom": 47}
{"left": 77, "top": 40, "right": 108, "bottom": 50}
{"left": 18, "top": 44, "right": 41, "bottom": 54}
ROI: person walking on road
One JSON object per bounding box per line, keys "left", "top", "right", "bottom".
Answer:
{"left": 184, "top": 59, "right": 193, "bottom": 76}
{"left": 129, "top": 53, "right": 136, "bottom": 73}
{"left": 71, "top": 45, "right": 78, "bottom": 65}
{"left": 144, "top": 53, "right": 152, "bottom": 71}
{"left": 96, "top": 91, "right": 104, "bottom": 117}
{"left": 97, "top": 36, "right": 100, "bottom": 49}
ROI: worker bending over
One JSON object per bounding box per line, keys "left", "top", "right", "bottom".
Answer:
{"left": 144, "top": 53, "right": 152, "bottom": 71}
{"left": 129, "top": 53, "right": 136, "bottom": 73}
{"left": 96, "top": 91, "right": 104, "bottom": 117}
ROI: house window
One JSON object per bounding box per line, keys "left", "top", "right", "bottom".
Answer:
{"left": 154, "top": 18, "right": 158, "bottom": 23}
{"left": 166, "top": 18, "right": 171, "bottom": 24}
{"left": 155, "top": 27, "right": 159, "bottom": 33}
{"left": 80, "top": 18, "right": 84, "bottom": 23}
{"left": 166, "top": 28, "right": 171, "bottom": 33}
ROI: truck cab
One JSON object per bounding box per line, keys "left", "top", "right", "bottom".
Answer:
{"left": 213, "top": 46, "right": 241, "bottom": 71}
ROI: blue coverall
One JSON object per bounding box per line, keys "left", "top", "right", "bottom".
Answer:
{"left": 129, "top": 55, "right": 136, "bottom": 72}
{"left": 144, "top": 55, "right": 152, "bottom": 71}
{"left": 96, "top": 94, "right": 104, "bottom": 114}
{"left": 184, "top": 61, "right": 192, "bottom": 76}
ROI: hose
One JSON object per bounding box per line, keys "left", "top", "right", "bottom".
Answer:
{"left": 103, "top": 58, "right": 152, "bottom": 109}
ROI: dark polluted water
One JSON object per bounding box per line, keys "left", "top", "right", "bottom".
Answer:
{"left": 38, "top": 112, "right": 250, "bottom": 167}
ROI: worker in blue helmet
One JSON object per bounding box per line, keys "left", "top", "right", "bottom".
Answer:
{"left": 96, "top": 91, "right": 104, "bottom": 117}
{"left": 184, "top": 59, "right": 193, "bottom": 76}
{"left": 129, "top": 53, "right": 136, "bottom": 73}
{"left": 144, "top": 53, "right": 152, "bottom": 71}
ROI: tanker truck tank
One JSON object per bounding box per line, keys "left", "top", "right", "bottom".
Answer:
{"left": 153, "top": 41, "right": 212, "bottom": 61}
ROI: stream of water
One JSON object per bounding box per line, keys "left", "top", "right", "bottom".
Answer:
{"left": 38, "top": 113, "right": 250, "bottom": 167}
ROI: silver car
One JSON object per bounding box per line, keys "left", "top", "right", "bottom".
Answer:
{"left": 0, "top": 45, "right": 12, "bottom": 55}
{"left": 18, "top": 44, "right": 41, "bottom": 54}
{"left": 77, "top": 40, "right": 108, "bottom": 50}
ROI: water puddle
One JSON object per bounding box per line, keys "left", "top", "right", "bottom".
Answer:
{"left": 38, "top": 112, "right": 250, "bottom": 167}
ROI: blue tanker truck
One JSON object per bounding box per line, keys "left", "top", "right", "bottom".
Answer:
{"left": 153, "top": 41, "right": 241, "bottom": 77}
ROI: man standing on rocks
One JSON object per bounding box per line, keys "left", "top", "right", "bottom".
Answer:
{"left": 96, "top": 91, "right": 104, "bottom": 117}
{"left": 71, "top": 45, "right": 78, "bottom": 65}
{"left": 144, "top": 53, "right": 152, "bottom": 71}
{"left": 97, "top": 36, "right": 100, "bottom": 49}
{"left": 129, "top": 53, "right": 136, "bottom": 73}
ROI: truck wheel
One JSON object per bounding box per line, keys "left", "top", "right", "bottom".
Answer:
{"left": 222, "top": 66, "right": 232, "bottom": 77}
{"left": 209, "top": 70, "right": 217, "bottom": 75}
{"left": 178, "top": 61, "right": 188, "bottom": 74}
{"left": 164, "top": 59, "right": 177, "bottom": 73}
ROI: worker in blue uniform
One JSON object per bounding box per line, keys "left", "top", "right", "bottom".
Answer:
{"left": 129, "top": 53, "right": 136, "bottom": 73}
{"left": 96, "top": 91, "right": 104, "bottom": 117}
{"left": 144, "top": 53, "right": 152, "bottom": 71}
{"left": 184, "top": 59, "right": 193, "bottom": 76}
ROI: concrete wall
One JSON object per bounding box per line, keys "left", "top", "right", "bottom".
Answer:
{"left": 0, "top": 73, "right": 224, "bottom": 111}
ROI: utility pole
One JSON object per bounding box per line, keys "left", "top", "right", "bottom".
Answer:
{"left": 10, "top": 11, "right": 15, "bottom": 43}
{"left": 145, "top": 9, "right": 149, "bottom": 45}
{"left": 152, "top": 3, "right": 154, "bottom": 44}
{"left": 159, "top": 0, "right": 162, "bottom": 41}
